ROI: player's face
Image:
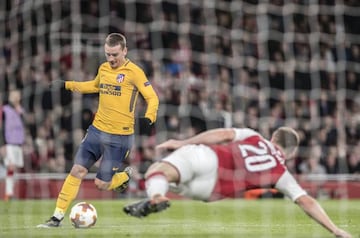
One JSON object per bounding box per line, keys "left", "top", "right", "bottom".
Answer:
{"left": 9, "top": 90, "right": 21, "bottom": 104}
{"left": 104, "top": 44, "right": 127, "bottom": 69}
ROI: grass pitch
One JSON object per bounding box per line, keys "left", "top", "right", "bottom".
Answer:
{"left": 0, "top": 199, "right": 358, "bottom": 238}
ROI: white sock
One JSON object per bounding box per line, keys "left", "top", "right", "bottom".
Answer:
{"left": 53, "top": 208, "right": 65, "bottom": 221}
{"left": 145, "top": 173, "right": 169, "bottom": 199}
{"left": 5, "top": 176, "right": 14, "bottom": 196}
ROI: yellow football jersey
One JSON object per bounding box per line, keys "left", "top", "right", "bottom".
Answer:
{"left": 65, "top": 59, "right": 159, "bottom": 135}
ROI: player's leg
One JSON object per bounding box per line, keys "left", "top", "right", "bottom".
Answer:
{"left": 4, "top": 144, "right": 23, "bottom": 201}
{"left": 145, "top": 161, "right": 179, "bottom": 200}
{"left": 37, "top": 164, "right": 89, "bottom": 228}
{"left": 37, "top": 126, "right": 101, "bottom": 228}
{"left": 124, "top": 144, "right": 215, "bottom": 217}
{"left": 123, "top": 161, "right": 178, "bottom": 218}
{"left": 4, "top": 163, "right": 15, "bottom": 201}
{"left": 152, "top": 144, "right": 217, "bottom": 201}
{"left": 177, "top": 145, "right": 218, "bottom": 201}
{"left": 94, "top": 133, "right": 134, "bottom": 192}
{"left": 52, "top": 164, "right": 88, "bottom": 219}
{"left": 106, "top": 166, "right": 133, "bottom": 192}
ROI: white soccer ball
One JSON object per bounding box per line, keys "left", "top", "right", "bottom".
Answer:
{"left": 69, "top": 202, "right": 97, "bottom": 228}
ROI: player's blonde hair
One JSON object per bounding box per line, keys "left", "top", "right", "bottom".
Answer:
{"left": 105, "top": 33, "right": 127, "bottom": 49}
{"left": 271, "top": 127, "right": 300, "bottom": 159}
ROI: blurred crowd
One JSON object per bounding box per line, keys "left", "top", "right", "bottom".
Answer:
{"left": 0, "top": 0, "right": 359, "bottom": 188}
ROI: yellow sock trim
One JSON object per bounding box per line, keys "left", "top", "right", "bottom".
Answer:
{"left": 55, "top": 174, "right": 81, "bottom": 214}
{"left": 107, "top": 172, "right": 129, "bottom": 190}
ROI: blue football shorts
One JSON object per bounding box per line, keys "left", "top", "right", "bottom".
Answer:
{"left": 74, "top": 125, "right": 134, "bottom": 182}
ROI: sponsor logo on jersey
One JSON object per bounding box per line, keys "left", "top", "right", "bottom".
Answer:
{"left": 116, "top": 74, "right": 125, "bottom": 83}
{"left": 99, "top": 83, "right": 121, "bottom": 96}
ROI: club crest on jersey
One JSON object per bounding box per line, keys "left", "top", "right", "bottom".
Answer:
{"left": 116, "top": 74, "right": 125, "bottom": 83}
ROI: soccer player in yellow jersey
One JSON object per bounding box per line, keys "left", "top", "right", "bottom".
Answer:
{"left": 37, "top": 33, "right": 159, "bottom": 228}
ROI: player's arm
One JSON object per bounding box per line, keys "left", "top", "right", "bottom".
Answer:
{"left": 275, "top": 171, "right": 352, "bottom": 238}
{"left": 65, "top": 74, "right": 100, "bottom": 93}
{"left": 156, "top": 128, "right": 236, "bottom": 151}
{"left": 295, "top": 195, "right": 352, "bottom": 238}
{"left": 63, "top": 67, "right": 101, "bottom": 93}
{"left": 134, "top": 70, "right": 159, "bottom": 123}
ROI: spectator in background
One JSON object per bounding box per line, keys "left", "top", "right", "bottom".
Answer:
{"left": 299, "top": 143, "right": 327, "bottom": 175}
{"left": 45, "top": 139, "right": 66, "bottom": 173}
{"left": 347, "top": 144, "right": 360, "bottom": 174}
{"left": 0, "top": 1, "right": 359, "bottom": 203}
{"left": 206, "top": 100, "right": 232, "bottom": 129}
{"left": 324, "top": 146, "right": 340, "bottom": 174}
{"left": 244, "top": 101, "right": 260, "bottom": 130}
{"left": 0, "top": 89, "right": 26, "bottom": 201}
{"left": 349, "top": 44, "right": 359, "bottom": 62}
{"left": 179, "top": 86, "right": 207, "bottom": 135}
{"left": 318, "top": 91, "right": 336, "bottom": 117}
{"left": 34, "top": 125, "right": 51, "bottom": 172}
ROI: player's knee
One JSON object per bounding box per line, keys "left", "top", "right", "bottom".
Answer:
{"left": 145, "top": 162, "right": 179, "bottom": 183}
{"left": 6, "top": 164, "right": 15, "bottom": 171}
{"left": 70, "top": 164, "right": 88, "bottom": 179}
{"left": 145, "top": 162, "right": 162, "bottom": 178}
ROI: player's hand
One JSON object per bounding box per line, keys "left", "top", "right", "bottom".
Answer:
{"left": 333, "top": 229, "right": 352, "bottom": 238}
{"left": 137, "top": 117, "right": 153, "bottom": 136}
{"left": 49, "top": 79, "right": 65, "bottom": 89}
{"left": 156, "top": 139, "right": 184, "bottom": 151}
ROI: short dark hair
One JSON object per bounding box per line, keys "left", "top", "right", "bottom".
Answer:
{"left": 105, "top": 33, "right": 126, "bottom": 48}
{"left": 271, "top": 127, "right": 299, "bottom": 158}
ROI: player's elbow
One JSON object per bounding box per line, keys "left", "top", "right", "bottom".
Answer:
{"left": 218, "top": 128, "right": 236, "bottom": 142}
{"left": 146, "top": 94, "right": 159, "bottom": 107}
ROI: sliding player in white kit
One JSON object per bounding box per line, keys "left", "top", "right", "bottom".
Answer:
{"left": 124, "top": 127, "right": 352, "bottom": 238}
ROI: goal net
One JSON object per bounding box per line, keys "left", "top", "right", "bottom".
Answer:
{"left": 0, "top": 0, "right": 359, "bottom": 236}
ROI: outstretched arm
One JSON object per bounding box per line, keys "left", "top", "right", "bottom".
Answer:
{"left": 156, "top": 128, "right": 235, "bottom": 151}
{"left": 65, "top": 78, "right": 100, "bottom": 93}
{"left": 295, "top": 195, "right": 352, "bottom": 238}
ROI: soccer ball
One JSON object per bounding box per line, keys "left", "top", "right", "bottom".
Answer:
{"left": 69, "top": 202, "right": 97, "bottom": 228}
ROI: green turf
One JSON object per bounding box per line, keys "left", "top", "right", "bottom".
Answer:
{"left": 0, "top": 199, "right": 358, "bottom": 238}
